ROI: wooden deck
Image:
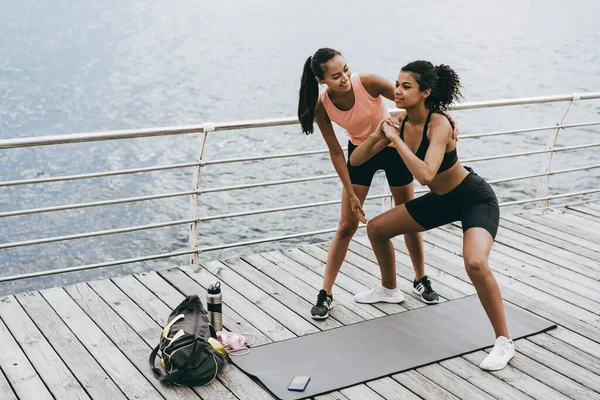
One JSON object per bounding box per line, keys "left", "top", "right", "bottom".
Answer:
{"left": 1, "top": 201, "right": 599, "bottom": 400}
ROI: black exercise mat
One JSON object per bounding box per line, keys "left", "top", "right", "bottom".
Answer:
{"left": 232, "top": 294, "right": 556, "bottom": 400}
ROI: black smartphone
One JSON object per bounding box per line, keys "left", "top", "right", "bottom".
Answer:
{"left": 288, "top": 376, "right": 311, "bottom": 392}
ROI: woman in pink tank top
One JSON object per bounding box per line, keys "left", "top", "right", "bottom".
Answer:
{"left": 298, "top": 48, "right": 451, "bottom": 320}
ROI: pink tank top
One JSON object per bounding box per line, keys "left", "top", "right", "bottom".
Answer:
{"left": 320, "top": 73, "right": 390, "bottom": 145}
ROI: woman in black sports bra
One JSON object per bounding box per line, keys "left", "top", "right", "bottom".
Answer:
{"left": 349, "top": 60, "right": 515, "bottom": 371}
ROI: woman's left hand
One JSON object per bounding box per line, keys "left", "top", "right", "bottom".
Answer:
{"left": 442, "top": 112, "right": 459, "bottom": 141}
{"left": 382, "top": 121, "right": 400, "bottom": 141}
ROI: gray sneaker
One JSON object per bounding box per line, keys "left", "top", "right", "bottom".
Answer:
{"left": 412, "top": 275, "right": 440, "bottom": 304}
{"left": 311, "top": 289, "right": 334, "bottom": 319}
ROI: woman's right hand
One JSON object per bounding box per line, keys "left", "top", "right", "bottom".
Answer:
{"left": 349, "top": 193, "right": 366, "bottom": 224}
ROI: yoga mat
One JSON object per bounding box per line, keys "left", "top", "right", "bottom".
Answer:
{"left": 233, "top": 295, "right": 555, "bottom": 400}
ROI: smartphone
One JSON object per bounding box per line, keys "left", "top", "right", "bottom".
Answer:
{"left": 288, "top": 376, "right": 311, "bottom": 392}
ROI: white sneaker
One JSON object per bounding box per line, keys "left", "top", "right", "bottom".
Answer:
{"left": 354, "top": 284, "right": 405, "bottom": 304}
{"left": 480, "top": 336, "right": 515, "bottom": 371}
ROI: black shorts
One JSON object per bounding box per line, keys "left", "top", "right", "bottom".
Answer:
{"left": 405, "top": 167, "right": 500, "bottom": 239}
{"left": 347, "top": 141, "right": 413, "bottom": 187}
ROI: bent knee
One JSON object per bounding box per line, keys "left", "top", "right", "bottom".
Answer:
{"left": 464, "top": 257, "right": 488, "bottom": 277}
{"left": 337, "top": 220, "right": 359, "bottom": 238}
{"left": 367, "top": 219, "right": 387, "bottom": 241}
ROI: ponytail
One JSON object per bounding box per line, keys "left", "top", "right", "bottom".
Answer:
{"left": 298, "top": 56, "right": 319, "bottom": 134}
{"left": 401, "top": 61, "right": 462, "bottom": 111}
{"left": 297, "top": 48, "right": 342, "bottom": 135}
{"left": 430, "top": 64, "right": 462, "bottom": 111}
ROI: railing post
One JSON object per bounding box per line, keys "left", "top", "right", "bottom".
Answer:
{"left": 189, "top": 123, "right": 213, "bottom": 266}
{"left": 535, "top": 95, "right": 578, "bottom": 208}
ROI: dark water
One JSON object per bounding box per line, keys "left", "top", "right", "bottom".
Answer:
{"left": 1, "top": 0, "right": 599, "bottom": 295}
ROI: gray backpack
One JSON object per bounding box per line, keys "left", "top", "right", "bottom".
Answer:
{"left": 149, "top": 295, "right": 227, "bottom": 386}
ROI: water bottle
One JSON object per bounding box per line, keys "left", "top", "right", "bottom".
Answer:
{"left": 207, "top": 281, "right": 223, "bottom": 332}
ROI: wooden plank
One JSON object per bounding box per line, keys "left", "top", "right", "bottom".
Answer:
{"left": 440, "top": 222, "right": 600, "bottom": 284}
{"left": 341, "top": 241, "right": 469, "bottom": 300}
{"left": 224, "top": 257, "right": 343, "bottom": 329}
{"left": 299, "top": 245, "right": 421, "bottom": 310}
{"left": 519, "top": 333, "right": 600, "bottom": 382}
{"left": 495, "top": 217, "right": 600, "bottom": 283}
{"left": 0, "top": 296, "right": 89, "bottom": 399}
{"left": 563, "top": 206, "right": 600, "bottom": 222}
{"left": 315, "top": 392, "right": 349, "bottom": 400}
{"left": 242, "top": 253, "right": 364, "bottom": 325}
{"left": 503, "top": 212, "right": 600, "bottom": 255}
{"left": 164, "top": 265, "right": 296, "bottom": 342}
{"left": 356, "top": 231, "right": 600, "bottom": 397}
{"left": 0, "top": 367, "right": 17, "bottom": 400}
{"left": 422, "top": 227, "right": 599, "bottom": 325}
{"left": 416, "top": 364, "right": 496, "bottom": 399}
{"left": 421, "top": 229, "right": 600, "bottom": 340}
{"left": 518, "top": 338, "right": 600, "bottom": 392}
{"left": 204, "top": 259, "right": 321, "bottom": 336}
{"left": 347, "top": 239, "right": 476, "bottom": 296}
{"left": 520, "top": 209, "right": 600, "bottom": 242}
{"left": 576, "top": 202, "right": 600, "bottom": 213}
{"left": 434, "top": 224, "right": 600, "bottom": 314}
{"left": 40, "top": 286, "right": 163, "bottom": 400}
{"left": 438, "top": 357, "right": 534, "bottom": 400}
{"left": 366, "top": 377, "right": 420, "bottom": 400}
{"left": 138, "top": 270, "right": 270, "bottom": 346}
{"left": 567, "top": 204, "right": 600, "bottom": 218}
{"left": 506, "top": 347, "right": 600, "bottom": 400}
{"left": 82, "top": 280, "right": 208, "bottom": 400}
{"left": 493, "top": 221, "right": 600, "bottom": 271}
{"left": 15, "top": 291, "right": 127, "bottom": 400}
{"left": 136, "top": 270, "right": 284, "bottom": 400}
{"left": 0, "top": 316, "right": 52, "bottom": 400}
{"left": 261, "top": 251, "right": 384, "bottom": 321}
{"left": 393, "top": 370, "right": 459, "bottom": 399}
{"left": 88, "top": 278, "right": 256, "bottom": 400}
{"left": 546, "top": 326, "right": 600, "bottom": 359}
{"left": 250, "top": 250, "right": 490, "bottom": 400}
{"left": 283, "top": 247, "right": 403, "bottom": 315}
{"left": 461, "top": 351, "right": 571, "bottom": 400}
{"left": 500, "top": 214, "right": 600, "bottom": 261}
{"left": 340, "top": 384, "right": 385, "bottom": 399}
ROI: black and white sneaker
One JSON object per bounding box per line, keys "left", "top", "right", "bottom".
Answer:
{"left": 311, "top": 289, "right": 334, "bottom": 319}
{"left": 413, "top": 275, "right": 440, "bottom": 304}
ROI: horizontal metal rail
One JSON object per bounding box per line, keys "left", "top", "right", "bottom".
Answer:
{"left": 0, "top": 194, "right": 392, "bottom": 249}
{"left": 3, "top": 162, "right": 598, "bottom": 251}
{"left": 0, "top": 92, "right": 599, "bottom": 283}
{"left": 198, "top": 227, "right": 356, "bottom": 252}
{"left": 3, "top": 140, "right": 599, "bottom": 219}
{"left": 0, "top": 249, "right": 197, "bottom": 283}
{"left": 0, "top": 162, "right": 202, "bottom": 187}
{"left": 0, "top": 190, "right": 197, "bottom": 218}
{"left": 462, "top": 142, "right": 600, "bottom": 163}
{"left": 1, "top": 93, "right": 598, "bottom": 150}
{"left": 0, "top": 219, "right": 196, "bottom": 250}
{"left": 487, "top": 164, "right": 600, "bottom": 185}
{"left": 2, "top": 121, "right": 598, "bottom": 189}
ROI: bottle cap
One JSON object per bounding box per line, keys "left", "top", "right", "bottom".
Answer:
{"left": 208, "top": 281, "right": 221, "bottom": 294}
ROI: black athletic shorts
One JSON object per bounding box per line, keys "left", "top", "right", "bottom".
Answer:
{"left": 405, "top": 167, "right": 500, "bottom": 239}
{"left": 346, "top": 141, "right": 413, "bottom": 187}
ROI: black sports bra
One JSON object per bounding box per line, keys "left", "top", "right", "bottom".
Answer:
{"left": 399, "top": 110, "right": 457, "bottom": 174}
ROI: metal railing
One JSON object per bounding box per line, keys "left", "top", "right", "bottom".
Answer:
{"left": 1, "top": 92, "right": 599, "bottom": 283}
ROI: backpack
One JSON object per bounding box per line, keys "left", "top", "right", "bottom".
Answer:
{"left": 149, "top": 294, "right": 227, "bottom": 386}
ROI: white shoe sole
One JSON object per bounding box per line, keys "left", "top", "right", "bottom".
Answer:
{"left": 412, "top": 288, "right": 440, "bottom": 304}
{"left": 354, "top": 295, "right": 405, "bottom": 304}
